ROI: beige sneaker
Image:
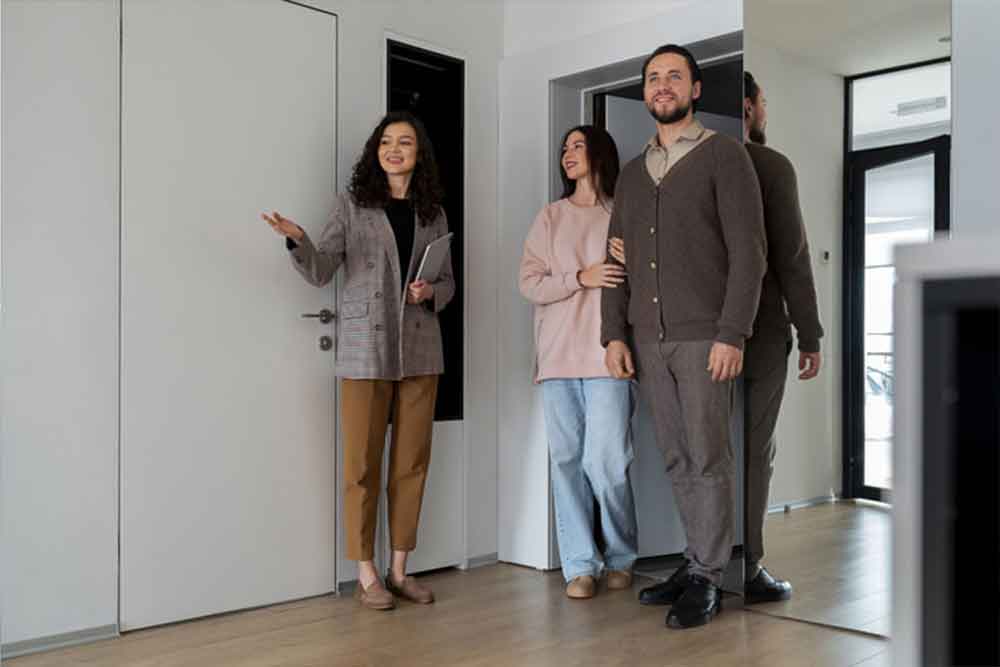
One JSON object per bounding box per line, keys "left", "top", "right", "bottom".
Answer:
{"left": 606, "top": 570, "right": 634, "bottom": 590}
{"left": 566, "top": 575, "right": 597, "bottom": 599}
{"left": 354, "top": 578, "right": 396, "bottom": 610}
{"left": 386, "top": 574, "right": 435, "bottom": 604}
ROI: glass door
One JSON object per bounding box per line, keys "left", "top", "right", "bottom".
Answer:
{"left": 844, "top": 135, "right": 950, "bottom": 501}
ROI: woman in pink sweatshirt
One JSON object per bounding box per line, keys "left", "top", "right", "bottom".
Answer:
{"left": 519, "top": 125, "right": 638, "bottom": 600}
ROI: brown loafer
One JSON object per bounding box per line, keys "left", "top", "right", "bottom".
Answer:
{"left": 354, "top": 578, "right": 395, "bottom": 610}
{"left": 386, "top": 575, "right": 435, "bottom": 604}
{"left": 606, "top": 570, "right": 634, "bottom": 590}
{"left": 566, "top": 575, "right": 597, "bottom": 599}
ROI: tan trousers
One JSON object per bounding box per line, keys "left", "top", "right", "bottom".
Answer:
{"left": 341, "top": 375, "right": 439, "bottom": 561}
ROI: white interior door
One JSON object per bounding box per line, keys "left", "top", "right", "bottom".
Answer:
{"left": 121, "top": 0, "right": 338, "bottom": 629}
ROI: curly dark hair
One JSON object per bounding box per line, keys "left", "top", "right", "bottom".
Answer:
{"left": 558, "top": 125, "right": 620, "bottom": 207}
{"left": 348, "top": 111, "right": 445, "bottom": 225}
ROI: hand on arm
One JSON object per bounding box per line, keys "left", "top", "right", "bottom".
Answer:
{"left": 578, "top": 262, "right": 627, "bottom": 289}
{"left": 607, "top": 237, "right": 626, "bottom": 265}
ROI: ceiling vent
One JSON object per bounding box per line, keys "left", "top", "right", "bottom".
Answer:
{"left": 893, "top": 96, "right": 947, "bottom": 116}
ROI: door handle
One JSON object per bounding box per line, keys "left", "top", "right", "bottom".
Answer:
{"left": 301, "top": 308, "right": 335, "bottom": 324}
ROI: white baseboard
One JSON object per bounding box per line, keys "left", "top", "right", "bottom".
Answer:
{"left": 2, "top": 624, "right": 119, "bottom": 659}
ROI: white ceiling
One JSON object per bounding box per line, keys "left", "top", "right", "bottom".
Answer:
{"left": 745, "top": 0, "right": 951, "bottom": 77}
{"left": 502, "top": 0, "right": 694, "bottom": 58}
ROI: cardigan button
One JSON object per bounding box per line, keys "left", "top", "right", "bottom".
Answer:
{"left": 366, "top": 261, "right": 375, "bottom": 268}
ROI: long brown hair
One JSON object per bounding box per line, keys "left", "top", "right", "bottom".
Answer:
{"left": 558, "top": 125, "right": 620, "bottom": 206}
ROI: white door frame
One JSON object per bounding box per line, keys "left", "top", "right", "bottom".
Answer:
{"left": 379, "top": 30, "right": 469, "bottom": 574}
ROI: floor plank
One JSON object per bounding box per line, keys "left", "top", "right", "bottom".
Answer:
{"left": 9, "top": 564, "right": 887, "bottom": 667}
{"left": 747, "top": 502, "right": 890, "bottom": 637}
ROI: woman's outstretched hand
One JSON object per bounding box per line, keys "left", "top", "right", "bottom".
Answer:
{"left": 262, "top": 211, "right": 304, "bottom": 242}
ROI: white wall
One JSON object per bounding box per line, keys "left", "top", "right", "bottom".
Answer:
{"left": 498, "top": 0, "right": 743, "bottom": 568}
{"left": 2, "top": 0, "right": 121, "bottom": 647}
{"left": 503, "top": 0, "right": 695, "bottom": 58}
{"left": 2, "top": 0, "right": 501, "bottom": 649}
{"left": 743, "top": 38, "right": 844, "bottom": 506}
{"left": 951, "top": 0, "right": 999, "bottom": 239}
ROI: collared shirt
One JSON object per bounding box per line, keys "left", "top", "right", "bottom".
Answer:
{"left": 644, "top": 117, "right": 715, "bottom": 185}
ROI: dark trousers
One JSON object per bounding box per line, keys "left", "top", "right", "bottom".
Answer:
{"left": 743, "top": 341, "right": 791, "bottom": 575}
{"left": 634, "top": 340, "right": 736, "bottom": 586}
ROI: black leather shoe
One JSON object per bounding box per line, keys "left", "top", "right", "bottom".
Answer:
{"left": 665, "top": 575, "right": 722, "bottom": 629}
{"left": 745, "top": 566, "right": 792, "bottom": 603}
{"left": 638, "top": 563, "right": 689, "bottom": 606}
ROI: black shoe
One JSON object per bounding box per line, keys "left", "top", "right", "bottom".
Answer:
{"left": 665, "top": 575, "right": 722, "bottom": 629}
{"left": 745, "top": 566, "right": 792, "bottom": 603}
{"left": 638, "top": 562, "right": 690, "bottom": 606}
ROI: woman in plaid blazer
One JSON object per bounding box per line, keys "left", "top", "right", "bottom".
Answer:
{"left": 264, "top": 111, "right": 455, "bottom": 611}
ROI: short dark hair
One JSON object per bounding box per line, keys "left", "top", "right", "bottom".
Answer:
{"left": 641, "top": 44, "right": 703, "bottom": 111}
{"left": 558, "top": 125, "right": 620, "bottom": 205}
{"left": 744, "top": 70, "right": 761, "bottom": 104}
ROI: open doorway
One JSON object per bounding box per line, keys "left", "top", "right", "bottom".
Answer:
{"left": 547, "top": 32, "right": 747, "bottom": 594}
{"left": 387, "top": 39, "right": 465, "bottom": 421}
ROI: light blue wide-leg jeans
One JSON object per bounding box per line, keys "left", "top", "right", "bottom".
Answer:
{"left": 542, "top": 378, "right": 638, "bottom": 581}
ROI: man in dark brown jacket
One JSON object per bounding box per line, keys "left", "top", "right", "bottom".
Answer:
{"left": 600, "top": 44, "right": 767, "bottom": 629}
{"left": 741, "top": 71, "right": 824, "bottom": 603}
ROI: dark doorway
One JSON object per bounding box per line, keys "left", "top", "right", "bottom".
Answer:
{"left": 387, "top": 40, "right": 464, "bottom": 421}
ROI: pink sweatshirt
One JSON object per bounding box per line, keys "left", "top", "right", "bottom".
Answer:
{"left": 519, "top": 198, "right": 614, "bottom": 383}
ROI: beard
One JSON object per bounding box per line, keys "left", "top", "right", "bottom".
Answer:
{"left": 647, "top": 97, "right": 692, "bottom": 125}
{"left": 748, "top": 122, "right": 767, "bottom": 145}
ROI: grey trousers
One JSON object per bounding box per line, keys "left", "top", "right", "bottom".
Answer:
{"left": 634, "top": 340, "right": 736, "bottom": 586}
{"left": 743, "top": 341, "right": 791, "bottom": 576}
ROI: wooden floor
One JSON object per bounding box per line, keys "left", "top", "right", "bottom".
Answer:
{"left": 10, "top": 563, "right": 887, "bottom": 667}
{"left": 749, "top": 502, "right": 891, "bottom": 636}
